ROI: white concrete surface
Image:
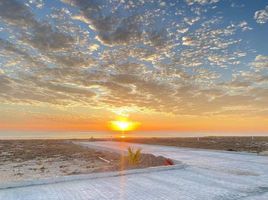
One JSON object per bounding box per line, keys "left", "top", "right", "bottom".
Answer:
{"left": 1, "top": 141, "right": 268, "bottom": 200}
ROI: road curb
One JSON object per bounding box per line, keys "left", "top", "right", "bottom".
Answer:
{"left": 0, "top": 164, "right": 186, "bottom": 190}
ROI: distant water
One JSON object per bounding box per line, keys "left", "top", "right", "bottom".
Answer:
{"left": 0, "top": 130, "right": 267, "bottom": 139}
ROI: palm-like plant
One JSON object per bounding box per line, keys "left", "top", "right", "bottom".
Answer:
{"left": 127, "top": 147, "right": 141, "bottom": 165}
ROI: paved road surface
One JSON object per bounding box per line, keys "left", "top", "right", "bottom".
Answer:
{"left": 1, "top": 141, "right": 268, "bottom": 200}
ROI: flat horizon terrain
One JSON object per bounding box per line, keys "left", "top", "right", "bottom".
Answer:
{"left": 110, "top": 136, "right": 268, "bottom": 153}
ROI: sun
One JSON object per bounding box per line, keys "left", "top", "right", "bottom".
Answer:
{"left": 110, "top": 120, "right": 136, "bottom": 132}
{"left": 109, "top": 118, "right": 140, "bottom": 137}
{"left": 112, "top": 121, "right": 131, "bottom": 131}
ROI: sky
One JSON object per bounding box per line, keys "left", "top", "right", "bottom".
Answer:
{"left": 0, "top": 0, "right": 268, "bottom": 135}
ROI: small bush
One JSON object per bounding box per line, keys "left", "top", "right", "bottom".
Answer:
{"left": 127, "top": 147, "right": 141, "bottom": 165}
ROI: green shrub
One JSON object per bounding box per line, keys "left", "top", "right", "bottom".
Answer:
{"left": 127, "top": 147, "right": 141, "bottom": 165}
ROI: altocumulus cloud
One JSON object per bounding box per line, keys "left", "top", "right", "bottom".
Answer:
{"left": 254, "top": 5, "right": 268, "bottom": 24}
{"left": 0, "top": 0, "right": 267, "bottom": 117}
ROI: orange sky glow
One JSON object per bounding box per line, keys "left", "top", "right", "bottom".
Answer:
{"left": 1, "top": 103, "right": 268, "bottom": 135}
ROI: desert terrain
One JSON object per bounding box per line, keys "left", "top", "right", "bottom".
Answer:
{"left": 111, "top": 136, "right": 268, "bottom": 153}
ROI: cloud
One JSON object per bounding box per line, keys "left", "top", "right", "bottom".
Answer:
{"left": 25, "top": 0, "right": 44, "bottom": 9}
{"left": 25, "top": 24, "right": 74, "bottom": 51}
{"left": 89, "top": 44, "right": 99, "bottom": 51}
{"left": 0, "top": 0, "right": 87, "bottom": 63}
{"left": 0, "top": 38, "right": 43, "bottom": 68}
{"left": 220, "top": 80, "right": 252, "bottom": 88}
{"left": 63, "top": 0, "right": 144, "bottom": 46}
{"left": 182, "top": 36, "right": 196, "bottom": 46}
{"left": 185, "top": 0, "right": 220, "bottom": 5}
{"left": 254, "top": 5, "right": 268, "bottom": 24}
{"left": 0, "top": 0, "right": 36, "bottom": 27}
{"left": 0, "top": 74, "right": 13, "bottom": 93}
{"left": 0, "top": 0, "right": 266, "bottom": 118}
{"left": 251, "top": 55, "right": 268, "bottom": 69}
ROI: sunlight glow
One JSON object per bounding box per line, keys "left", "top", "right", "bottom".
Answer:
{"left": 115, "top": 121, "right": 130, "bottom": 131}
{"left": 109, "top": 118, "right": 140, "bottom": 133}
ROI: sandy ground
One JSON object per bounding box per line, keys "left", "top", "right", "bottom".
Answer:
{"left": 110, "top": 137, "right": 268, "bottom": 153}
{"left": 0, "top": 140, "right": 168, "bottom": 183}
{"left": 0, "top": 140, "right": 122, "bottom": 183}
